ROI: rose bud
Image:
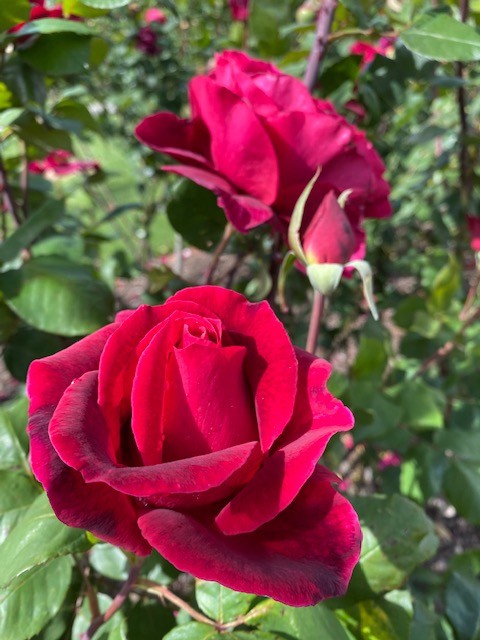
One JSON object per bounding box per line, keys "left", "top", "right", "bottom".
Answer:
{"left": 144, "top": 7, "right": 167, "bottom": 24}
{"left": 27, "top": 285, "right": 361, "bottom": 606}
{"left": 229, "top": 0, "right": 249, "bottom": 21}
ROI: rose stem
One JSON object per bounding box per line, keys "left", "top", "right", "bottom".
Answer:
{"left": 80, "top": 559, "right": 144, "bottom": 640}
{"left": 306, "top": 289, "right": 326, "bottom": 354}
{"left": 0, "top": 153, "right": 22, "bottom": 227}
{"left": 204, "top": 222, "right": 234, "bottom": 284}
{"left": 136, "top": 578, "right": 221, "bottom": 629}
{"left": 137, "top": 578, "right": 270, "bottom": 633}
{"left": 303, "top": 0, "right": 338, "bottom": 93}
{"left": 302, "top": 0, "right": 338, "bottom": 354}
{"left": 457, "top": 0, "right": 471, "bottom": 213}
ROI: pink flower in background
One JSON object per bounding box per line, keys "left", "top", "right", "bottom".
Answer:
{"left": 350, "top": 37, "right": 396, "bottom": 69}
{"left": 229, "top": 0, "right": 249, "bottom": 21}
{"left": 27, "top": 286, "right": 361, "bottom": 606}
{"left": 467, "top": 215, "right": 480, "bottom": 252}
{"left": 136, "top": 50, "right": 391, "bottom": 262}
{"left": 378, "top": 451, "right": 402, "bottom": 471}
{"left": 28, "top": 150, "right": 100, "bottom": 177}
{"left": 144, "top": 7, "right": 167, "bottom": 24}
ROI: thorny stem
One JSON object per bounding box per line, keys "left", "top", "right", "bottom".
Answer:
{"left": 204, "top": 222, "right": 234, "bottom": 285}
{"left": 456, "top": 0, "right": 472, "bottom": 209}
{"left": 305, "top": 290, "right": 325, "bottom": 354}
{"left": 80, "top": 559, "right": 144, "bottom": 640}
{"left": 0, "top": 153, "right": 22, "bottom": 227}
{"left": 137, "top": 579, "right": 270, "bottom": 633}
{"left": 303, "top": 0, "right": 338, "bottom": 92}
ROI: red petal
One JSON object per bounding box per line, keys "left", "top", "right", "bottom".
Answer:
{"left": 160, "top": 343, "right": 258, "bottom": 460}
{"left": 27, "top": 411, "right": 150, "bottom": 556}
{"left": 135, "top": 112, "right": 212, "bottom": 167}
{"left": 215, "top": 352, "right": 353, "bottom": 535}
{"left": 138, "top": 467, "right": 361, "bottom": 606}
{"left": 171, "top": 287, "right": 297, "bottom": 451}
{"left": 217, "top": 192, "right": 274, "bottom": 232}
{"left": 48, "top": 370, "right": 262, "bottom": 507}
{"left": 189, "top": 77, "right": 279, "bottom": 204}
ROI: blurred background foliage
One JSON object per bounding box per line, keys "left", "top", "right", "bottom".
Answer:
{"left": 0, "top": 0, "right": 480, "bottom": 639}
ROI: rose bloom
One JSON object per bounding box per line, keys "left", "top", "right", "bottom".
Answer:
{"left": 229, "top": 0, "right": 249, "bottom": 21}
{"left": 27, "top": 286, "right": 361, "bottom": 606}
{"left": 467, "top": 215, "right": 480, "bottom": 252}
{"left": 350, "top": 37, "right": 396, "bottom": 69}
{"left": 135, "top": 26, "right": 161, "bottom": 56}
{"left": 144, "top": 7, "right": 167, "bottom": 24}
{"left": 28, "top": 150, "right": 100, "bottom": 177}
{"left": 8, "top": 0, "right": 79, "bottom": 35}
{"left": 136, "top": 51, "right": 391, "bottom": 261}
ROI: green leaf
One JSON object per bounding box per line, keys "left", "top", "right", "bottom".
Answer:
{"left": 0, "top": 201, "right": 64, "bottom": 264}
{"left": 435, "top": 430, "right": 480, "bottom": 464}
{"left": 249, "top": 0, "right": 298, "bottom": 55}
{"left": 196, "top": 581, "right": 255, "bottom": 623}
{"left": 0, "top": 471, "right": 39, "bottom": 545}
{"left": 396, "top": 380, "right": 445, "bottom": 430}
{"left": 352, "top": 494, "right": 439, "bottom": 592}
{"left": 163, "top": 622, "right": 218, "bottom": 640}
{"left": 443, "top": 459, "right": 480, "bottom": 525}
{"left": 0, "top": 557, "right": 72, "bottom": 640}
{"left": 89, "top": 544, "right": 129, "bottom": 581}
{"left": 0, "top": 0, "right": 30, "bottom": 31}
{"left": 0, "top": 399, "right": 30, "bottom": 474}
{"left": 14, "top": 17, "right": 93, "bottom": 36}
{"left": 166, "top": 179, "right": 226, "bottom": 251}
{"left": 81, "top": 0, "right": 130, "bottom": 7}
{"left": 0, "top": 493, "right": 89, "bottom": 589}
{"left": 336, "top": 591, "right": 413, "bottom": 640}
{"left": 446, "top": 573, "right": 480, "bottom": 640}
{"left": 248, "top": 599, "right": 350, "bottom": 640}
{"left": 127, "top": 600, "right": 175, "bottom": 640}
{"left": 1, "top": 256, "right": 114, "bottom": 337}
{"left": 4, "top": 326, "right": 63, "bottom": 382}
{"left": 19, "top": 34, "right": 92, "bottom": 76}
{"left": 0, "top": 108, "right": 24, "bottom": 131}
{"left": 0, "top": 303, "right": 19, "bottom": 343}
{"left": 401, "top": 14, "right": 480, "bottom": 62}
{"left": 427, "top": 254, "right": 461, "bottom": 311}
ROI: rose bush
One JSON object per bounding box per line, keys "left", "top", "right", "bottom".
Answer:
{"left": 135, "top": 50, "right": 391, "bottom": 259}
{"left": 27, "top": 286, "right": 361, "bottom": 606}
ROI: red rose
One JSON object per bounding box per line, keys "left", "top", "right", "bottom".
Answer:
{"left": 229, "top": 0, "right": 249, "bottom": 21}
{"left": 467, "top": 215, "right": 480, "bottom": 252}
{"left": 135, "top": 25, "right": 162, "bottom": 56}
{"left": 8, "top": 0, "right": 79, "bottom": 35}
{"left": 28, "top": 150, "right": 100, "bottom": 176}
{"left": 135, "top": 50, "right": 391, "bottom": 257}
{"left": 27, "top": 286, "right": 361, "bottom": 606}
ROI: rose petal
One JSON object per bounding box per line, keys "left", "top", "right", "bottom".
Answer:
{"left": 138, "top": 467, "right": 361, "bottom": 606}
{"left": 189, "top": 77, "right": 279, "bottom": 204}
{"left": 160, "top": 343, "right": 258, "bottom": 460}
{"left": 27, "top": 409, "right": 150, "bottom": 556}
{"left": 162, "top": 164, "right": 235, "bottom": 195}
{"left": 215, "top": 352, "right": 353, "bottom": 535}
{"left": 49, "top": 370, "right": 262, "bottom": 506}
{"left": 217, "top": 192, "right": 274, "bottom": 232}
{"left": 135, "top": 112, "right": 212, "bottom": 167}
{"left": 171, "top": 287, "right": 297, "bottom": 451}
{"left": 27, "top": 323, "right": 118, "bottom": 414}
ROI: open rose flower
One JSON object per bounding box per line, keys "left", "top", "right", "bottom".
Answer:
{"left": 27, "top": 286, "right": 361, "bottom": 606}
{"left": 28, "top": 150, "right": 100, "bottom": 177}
{"left": 135, "top": 49, "right": 391, "bottom": 260}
